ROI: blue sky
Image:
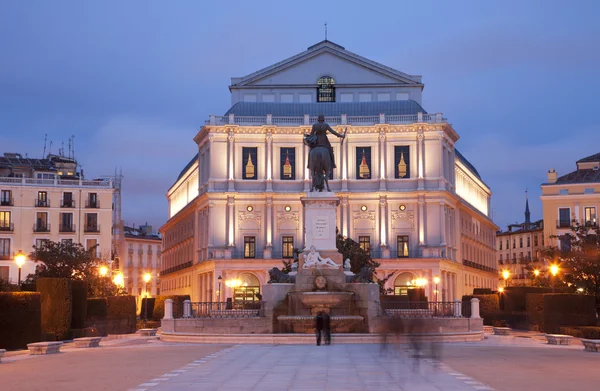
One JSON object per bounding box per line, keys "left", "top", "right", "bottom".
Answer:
{"left": 1, "top": 1, "right": 599, "bottom": 230}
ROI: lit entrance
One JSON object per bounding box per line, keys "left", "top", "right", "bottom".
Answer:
{"left": 233, "top": 273, "right": 260, "bottom": 304}
{"left": 393, "top": 272, "right": 417, "bottom": 295}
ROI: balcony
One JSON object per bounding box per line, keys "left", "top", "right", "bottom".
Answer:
{"left": 35, "top": 199, "right": 50, "bottom": 207}
{"left": 84, "top": 224, "right": 100, "bottom": 233}
{"left": 61, "top": 200, "right": 75, "bottom": 208}
{"left": 59, "top": 223, "right": 76, "bottom": 233}
{"left": 85, "top": 200, "right": 100, "bottom": 208}
{"left": 0, "top": 198, "right": 14, "bottom": 206}
{"left": 0, "top": 176, "right": 112, "bottom": 188}
{"left": 462, "top": 259, "right": 497, "bottom": 274}
{"left": 556, "top": 220, "right": 571, "bottom": 228}
{"left": 0, "top": 223, "right": 14, "bottom": 232}
{"left": 33, "top": 223, "right": 51, "bottom": 233}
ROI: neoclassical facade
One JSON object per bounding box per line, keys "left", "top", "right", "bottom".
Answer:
{"left": 160, "top": 40, "right": 498, "bottom": 303}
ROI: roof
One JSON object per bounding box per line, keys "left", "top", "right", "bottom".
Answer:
{"left": 553, "top": 168, "right": 600, "bottom": 184}
{"left": 224, "top": 100, "right": 427, "bottom": 117}
{"left": 455, "top": 149, "right": 483, "bottom": 182}
{"left": 576, "top": 152, "right": 600, "bottom": 164}
{"left": 176, "top": 153, "right": 198, "bottom": 182}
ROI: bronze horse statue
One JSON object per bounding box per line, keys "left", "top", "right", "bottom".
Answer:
{"left": 306, "top": 145, "right": 332, "bottom": 192}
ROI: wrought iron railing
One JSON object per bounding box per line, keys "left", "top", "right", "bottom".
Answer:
{"left": 377, "top": 301, "right": 471, "bottom": 318}
{"left": 185, "top": 301, "right": 265, "bottom": 318}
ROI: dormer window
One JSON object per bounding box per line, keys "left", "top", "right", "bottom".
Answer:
{"left": 317, "top": 76, "right": 335, "bottom": 102}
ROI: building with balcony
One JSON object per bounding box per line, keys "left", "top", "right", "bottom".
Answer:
{"left": 0, "top": 152, "right": 114, "bottom": 284}
{"left": 495, "top": 194, "right": 545, "bottom": 284}
{"left": 159, "top": 40, "right": 498, "bottom": 304}
{"left": 122, "top": 223, "right": 161, "bottom": 308}
{"left": 541, "top": 152, "right": 600, "bottom": 250}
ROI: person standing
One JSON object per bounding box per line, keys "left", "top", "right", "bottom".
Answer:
{"left": 315, "top": 312, "right": 324, "bottom": 346}
{"left": 323, "top": 312, "right": 331, "bottom": 345}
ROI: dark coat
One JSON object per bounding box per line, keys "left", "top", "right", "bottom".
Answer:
{"left": 315, "top": 313, "right": 324, "bottom": 330}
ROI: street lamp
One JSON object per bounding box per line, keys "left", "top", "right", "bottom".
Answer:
{"left": 533, "top": 269, "right": 540, "bottom": 277}
{"left": 14, "top": 250, "right": 27, "bottom": 287}
{"left": 550, "top": 264, "right": 559, "bottom": 293}
{"left": 498, "top": 287, "right": 504, "bottom": 293}
{"left": 99, "top": 265, "right": 108, "bottom": 277}
{"left": 113, "top": 272, "right": 124, "bottom": 288}
{"left": 502, "top": 270, "right": 510, "bottom": 287}
{"left": 217, "top": 275, "right": 222, "bottom": 304}
{"left": 433, "top": 276, "right": 440, "bottom": 302}
{"left": 143, "top": 273, "right": 152, "bottom": 325}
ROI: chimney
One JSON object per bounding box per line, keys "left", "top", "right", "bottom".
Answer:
{"left": 547, "top": 168, "right": 557, "bottom": 183}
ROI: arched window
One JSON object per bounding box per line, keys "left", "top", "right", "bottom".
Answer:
{"left": 317, "top": 76, "right": 335, "bottom": 102}
{"left": 393, "top": 272, "right": 416, "bottom": 295}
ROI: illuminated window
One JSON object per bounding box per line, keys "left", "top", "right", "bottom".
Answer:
{"left": 317, "top": 76, "right": 335, "bottom": 102}
{"left": 359, "top": 236, "right": 371, "bottom": 253}
{"left": 394, "top": 146, "right": 410, "bottom": 178}
{"left": 0, "top": 211, "right": 11, "bottom": 230}
{"left": 244, "top": 236, "right": 256, "bottom": 258}
{"left": 584, "top": 207, "right": 597, "bottom": 226}
{"left": 356, "top": 147, "right": 371, "bottom": 179}
{"left": 280, "top": 148, "right": 295, "bottom": 180}
{"left": 282, "top": 236, "right": 294, "bottom": 259}
{"left": 397, "top": 236, "right": 409, "bottom": 258}
{"left": 242, "top": 147, "right": 258, "bottom": 180}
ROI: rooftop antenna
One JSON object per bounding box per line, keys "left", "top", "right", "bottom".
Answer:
{"left": 68, "top": 137, "right": 72, "bottom": 159}
{"left": 72, "top": 135, "right": 75, "bottom": 161}
{"left": 43, "top": 133, "right": 47, "bottom": 157}
{"left": 49, "top": 141, "right": 53, "bottom": 156}
{"left": 61, "top": 141, "right": 64, "bottom": 156}
{"left": 324, "top": 22, "right": 327, "bottom": 40}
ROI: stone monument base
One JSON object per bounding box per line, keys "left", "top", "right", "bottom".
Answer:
{"left": 295, "top": 268, "right": 346, "bottom": 292}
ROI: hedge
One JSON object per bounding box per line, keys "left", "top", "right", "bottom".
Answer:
{"left": 85, "top": 298, "right": 108, "bottom": 336}
{"left": 462, "top": 294, "right": 499, "bottom": 320}
{"left": 503, "top": 286, "right": 552, "bottom": 313}
{"left": 483, "top": 312, "right": 529, "bottom": 329}
{"left": 560, "top": 326, "right": 600, "bottom": 339}
{"left": 106, "top": 296, "right": 137, "bottom": 334}
{"left": 140, "top": 298, "right": 155, "bottom": 320}
{"left": 71, "top": 280, "right": 88, "bottom": 329}
{"left": 153, "top": 295, "right": 190, "bottom": 320}
{"left": 543, "top": 294, "right": 596, "bottom": 334}
{"left": 37, "top": 278, "right": 72, "bottom": 341}
{"left": 0, "top": 292, "right": 42, "bottom": 349}
{"left": 473, "top": 288, "right": 493, "bottom": 295}
{"left": 525, "top": 293, "right": 545, "bottom": 331}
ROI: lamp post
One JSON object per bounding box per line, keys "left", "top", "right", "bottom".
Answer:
{"left": 502, "top": 270, "right": 510, "bottom": 287}
{"left": 143, "top": 273, "right": 151, "bottom": 324}
{"left": 99, "top": 265, "right": 108, "bottom": 297}
{"left": 14, "top": 250, "right": 27, "bottom": 288}
{"left": 433, "top": 276, "right": 440, "bottom": 302}
{"left": 550, "top": 264, "right": 559, "bottom": 293}
{"left": 217, "top": 275, "right": 222, "bottom": 307}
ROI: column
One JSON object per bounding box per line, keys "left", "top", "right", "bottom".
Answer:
{"left": 379, "top": 131, "right": 386, "bottom": 191}
{"left": 341, "top": 128, "right": 348, "bottom": 191}
{"left": 264, "top": 196, "right": 273, "bottom": 258}
{"left": 266, "top": 132, "right": 273, "bottom": 191}
{"left": 207, "top": 134, "right": 214, "bottom": 191}
{"left": 379, "top": 196, "right": 389, "bottom": 258}
{"left": 227, "top": 196, "right": 235, "bottom": 248}
{"left": 228, "top": 132, "right": 235, "bottom": 191}
{"left": 440, "top": 202, "right": 447, "bottom": 247}
{"left": 418, "top": 197, "right": 426, "bottom": 245}
{"left": 417, "top": 131, "right": 425, "bottom": 190}
{"left": 341, "top": 196, "right": 349, "bottom": 238}
{"left": 208, "top": 202, "right": 215, "bottom": 250}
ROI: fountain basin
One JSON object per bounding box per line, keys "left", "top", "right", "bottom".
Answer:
{"left": 291, "top": 291, "right": 354, "bottom": 309}
{"left": 277, "top": 315, "right": 364, "bottom": 334}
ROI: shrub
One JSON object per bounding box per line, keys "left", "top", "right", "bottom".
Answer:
{"left": 503, "top": 286, "right": 552, "bottom": 313}
{"left": 484, "top": 312, "right": 529, "bottom": 329}
{"left": 85, "top": 298, "right": 108, "bottom": 336}
{"left": 71, "top": 280, "right": 88, "bottom": 329}
{"left": 544, "top": 294, "right": 596, "bottom": 334}
{"left": 36, "top": 278, "right": 72, "bottom": 341}
{"left": 106, "top": 296, "right": 136, "bottom": 334}
{"left": 153, "top": 295, "right": 190, "bottom": 320}
{"left": 559, "top": 326, "right": 600, "bottom": 339}
{"left": 0, "top": 292, "right": 42, "bottom": 349}
{"left": 525, "top": 293, "right": 545, "bottom": 331}
{"left": 462, "top": 294, "right": 499, "bottom": 320}
{"left": 473, "top": 288, "right": 493, "bottom": 295}
{"left": 140, "top": 298, "right": 156, "bottom": 320}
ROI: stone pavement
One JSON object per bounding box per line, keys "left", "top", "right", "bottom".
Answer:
{"left": 130, "top": 344, "right": 494, "bottom": 391}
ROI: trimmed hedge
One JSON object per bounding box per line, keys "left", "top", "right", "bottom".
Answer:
{"left": 473, "top": 288, "right": 493, "bottom": 295}
{"left": 140, "top": 298, "right": 156, "bottom": 319}
{"left": 503, "top": 286, "right": 552, "bottom": 313}
{"left": 462, "top": 294, "right": 499, "bottom": 321}
{"left": 71, "top": 280, "right": 88, "bottom": 329}
{"left": 106, "top": 296, "right": 137, "bottom": 334}
{"left": 0, "top": 292, "right": 42, "bottom": 350}
{"left": 153, "top": 295, "right": 190, "bottom": 320}
{"left": 543, "top": 294, "right": 596, "bottom": 334}
{"left": 525, "top": 293, "right": 545, "bottom": 331}
{"left": 484, "top": 312, "right": 529, "bottom": 329}
{"left": 560, "top": 326, "right": 600, "bottom": 339}
{"left": 37, "top": 278, "right": 72, "bottom": 341}
{"left": 85, "top": 298, "right": 108, "bottom": 336}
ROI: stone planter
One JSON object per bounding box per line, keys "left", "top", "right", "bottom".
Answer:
{"left": 27, "top": 342, "right": 63, "bottom": 355}
{"left": 492, "top": 327, "right": 511, "bottom": 336}
{"left": 582, "top": 339, "right": 600, "bottom": 352}
{"left": 483, "top": 325, "right": 494, "bottom": 334}
{"left": 138, "top": 328, "right": 158, "bottom": 336}
{"left": 545, "top": 334, "right": 573, "bottom": 345}
{"left": 0, "top": 349, "right": 6, "bottom": 362}
{"left": 73, "top": 337, "right": 102, "bottom": 348}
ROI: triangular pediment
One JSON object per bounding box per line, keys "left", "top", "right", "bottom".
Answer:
{"left": 232, "top": 40, "right": 422, "bottom": 87}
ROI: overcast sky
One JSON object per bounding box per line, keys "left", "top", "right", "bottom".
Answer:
{"left": 1, "top": 1, "right": 599, "bottom": 231}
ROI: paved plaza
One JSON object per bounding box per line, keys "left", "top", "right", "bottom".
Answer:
{"left": 1, "top": 335, "right": 600, "bottom": 390}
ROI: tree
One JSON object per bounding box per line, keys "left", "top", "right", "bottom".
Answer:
{"left": 28, "top": 240, "right": 98, "bottom": 280}
{"left": 335, "top": 229, "right": 380, "bottom": 274}
{"left": 540, "top": 222, "right": 600, "bottom": 312}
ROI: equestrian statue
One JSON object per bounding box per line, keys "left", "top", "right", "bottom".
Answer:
{"left": 303, "top": 114, "right": 346, "bottom": 192}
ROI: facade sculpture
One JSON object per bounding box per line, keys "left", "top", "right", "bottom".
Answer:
{"left": 303, "top": 246, "right": 341, "bottom": 269}
{"left": 304, "top": 114, "right": 345, "bottom": 192}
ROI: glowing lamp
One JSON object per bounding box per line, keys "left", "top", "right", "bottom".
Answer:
{"left": 99, "top": 266, "right": 108, "bottom": 277}
{"left": 14, "top": 250, "right": 27, "bottom": 268}
{"left": 113, "top": 273, "right": 124, "bottom": 287}
{"left": 550, "top": 264, "right": 559, "bottom": 276}
{"left": 433, "top": 276, "right": 440, "bottom": 285}
{"left": 143, "top": 273, "right": 152, "bottom": 283}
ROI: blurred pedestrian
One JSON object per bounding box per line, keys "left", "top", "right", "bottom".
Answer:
{"left": 315, "top": 311, "right": 324, "bottom": 346}
{"left": 323, "top": 312, "right": 331, "bottom": 345}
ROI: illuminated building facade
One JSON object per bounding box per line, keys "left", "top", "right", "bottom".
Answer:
{"left": 160, "top": 40, "right": 498, "bottom": 302}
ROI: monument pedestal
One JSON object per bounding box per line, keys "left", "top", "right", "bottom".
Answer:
{"left": 301, "top": 192, "right": 339, "bottom": 251}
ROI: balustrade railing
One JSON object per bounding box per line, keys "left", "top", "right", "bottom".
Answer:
{"left": 378, "top": 301, "right": 470, "bottom": 318}
{"left": 184, "top": 301, "right": 265, "bottom": 318}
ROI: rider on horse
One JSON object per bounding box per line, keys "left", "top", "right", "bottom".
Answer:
{"left": 305, "top": 114, "right": 344, "bottom": 169}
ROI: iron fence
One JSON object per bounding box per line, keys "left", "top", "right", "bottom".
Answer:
{"left": 378, "top": 301, "right": 471, "bottom": 318}
{"left": 187, "top": 301, "right": 265, "bottom": 318}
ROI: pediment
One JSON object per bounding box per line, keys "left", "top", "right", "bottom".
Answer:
{"left": 232, "top": 41, "right": 422, "bottom": 87}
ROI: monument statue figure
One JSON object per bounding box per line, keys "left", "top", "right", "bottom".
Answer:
{"left": 304, "top": 114, "right": 346, "bottom": 192}
{"left": 303, "top": 245, "right": 341, "bottom": 269}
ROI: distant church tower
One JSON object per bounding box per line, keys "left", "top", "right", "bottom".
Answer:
{"left": 524, "top": 190, "right": 531, "bottom": 224}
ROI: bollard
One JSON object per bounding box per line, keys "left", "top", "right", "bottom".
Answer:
{"left": 454, "top": 300, "right": 462, "bottom": 317}
{"left": 163, "top": 299, "right": 174, "bottom": 320}
{"left": 470, "top": 298, "right": 481, "bottom": 319}
{"left": 183, "top": 300, "right": 192, "bottom": 318}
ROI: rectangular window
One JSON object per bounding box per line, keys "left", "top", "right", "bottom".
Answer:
{"left": 280, "top": 148, "right": 295, "bottom": 180}
{"left": 242, "top": 147, "right": 258, "bottom": 180}
{"left": 0, "top": 211, "right": 11, "bottom": 230}
{"left": 584, "top": 188, "right": 594, "bottom": 194}
{"left": 534, "top": 235, "right": 538, "bottom": 246}
{"left": 512, "top": 239, "right": 516, "bottom": 249}
{"left": 558, "top": 208, "right": 570, "bottom": 228}
{"left": 1, "top": 190, "right": 12, "bottom": 206}
{"left": 559, "top": 236, "right": 571, "bottom": 252}
{"left": 244, "top": 236, "right": 256, "bottom": 258}
{"left": 499, "top": 254, "right": 503, "bottom": 262}
{"left": 527, "top": 236, "right": 530, "bottom": 247}
{"left": 519, "top": 237, "right": 523, "bottom": 248}
{"left": 85, "top": 213, "right": 98, "bottom": 232}
{"left": 0, "top": 265, "right": 9, "bottom": 280}
{"left": 499, "top": 241, "right": 502, "bottom": 250}
{"left": 62, "top": 192, "right": 74, "bottom": 207}
{"left": 86, "top": 239, "right": 98, "bottom": 255}
{"left": 359, "top": 236, "right": 371, "bottom": 253}
{"left": 61, "top": 239, "right": 73, "bottom": 246}
{"left": 584, "top": 207, "right": 597, "bottom": 226}
{"left": 36, "top": 191, "right": 48, "bottom": 207}
{"left": 506, "top": 239, "right": 509, "bottom": 249}
{"left": 87, "top": 193, "right": 98, "bottom": 208}
{"left": 397, "top": 236, "right": 409, "bottom": 258}
{"left": 0, "top": 239, "right": 10, "bottom": 260}
{"left": 60, "top": 213, "right": 73, "bottom": 232}
{"left": 356, "top": 147, "right": 372, "bottom": 180}
{"left": 36, "top": 212, "right": 48, "bottom": 231}
{"left": 558, "top": 189, "right": 568, "bottom": 195}
{"left": 394, "top": 146, "right": 410, "bottom": 179}
{"left": 282, "top": 236, "right": 294, "bottom": 259}
{"left": 35, "top": 239, "right": 48, "bottom": 252}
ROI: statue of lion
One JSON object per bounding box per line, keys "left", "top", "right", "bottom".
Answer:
{"left": 268, "top": 268, "right": 296, "bottom": 283}
{"left": 346, "top": 266, "right": 374, "bottom": 283}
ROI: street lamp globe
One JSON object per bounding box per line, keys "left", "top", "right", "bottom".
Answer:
{"left": 550, "top": 264, "right": 559, "bottom": 276}
{"left": 113, "top": 272, "right": 124, "bottom": 287}
{"left": 502, "top": 270, "right": 510, "bottom": 280}
{"left": 143, "top": 273, "right": 152, "bottom": 283}
{"left": 533, "top": 269, "right": 540, "bottom": 277}
{"left": 498, "top": 287, "right": 504, "bottom": 293}
{"left": 99, "top": 265, "right": 108, "bottom": 277}
{"left": 14, "top": 250, "right": 27, "bottom": 268}
{"left": 433, "top": 276, "right": 440, "bottom": 285}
